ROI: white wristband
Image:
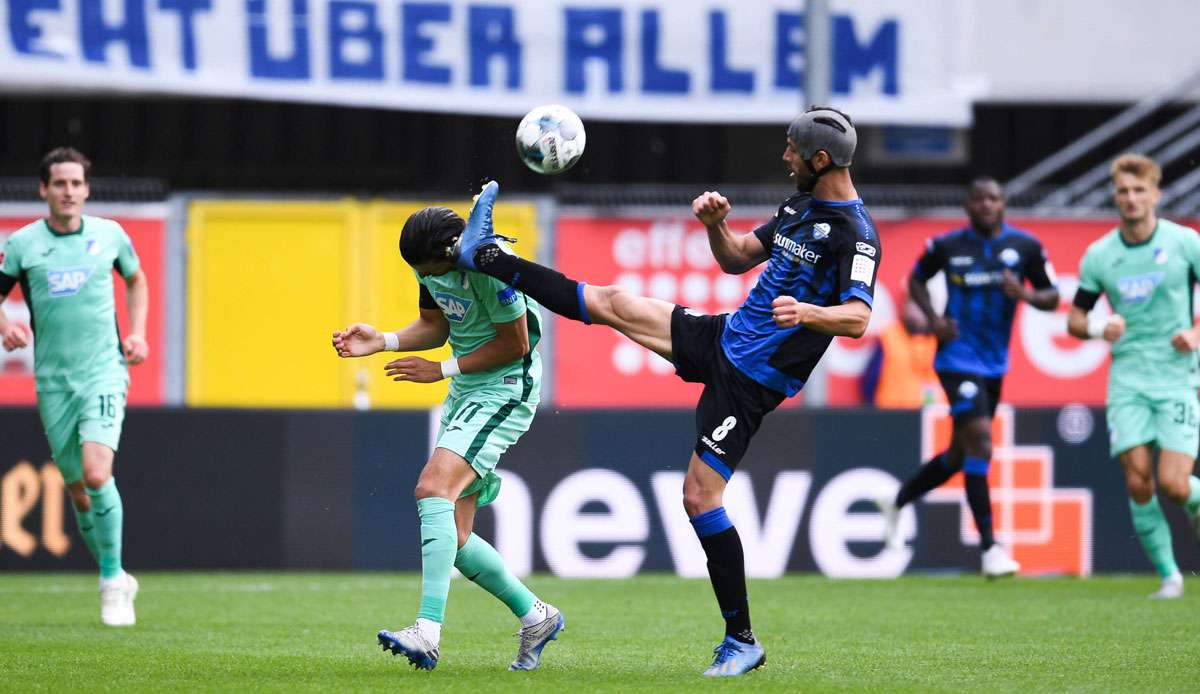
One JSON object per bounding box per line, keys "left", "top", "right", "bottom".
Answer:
{"left": 1086, "top": 315, "right": 1109, "bottom": 339}
{"left": 382, "top": 332, "right": 400, "bottom": 351}
{"left": 440, "top": 358, "right": 461, "bottom": 379}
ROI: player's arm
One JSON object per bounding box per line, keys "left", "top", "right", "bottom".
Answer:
{"left": 1170, "top": 228, "right": 1200, "bottom": 353}
{"left": 908, "top": 239, "right": 958, "bottom": 344}
{"left": 772, "top": 225, "right": 879, "bottom": 338}
{"left": 333, "top": 286, "right": 450, "bottom": 357}
{"left": 1002, "top": 272, "right": 1059, "bottom": 311}
{"left": 384, "top": 314, "right": 529, "bottom": 383}
{"left": 122, "top": 269, "right": 149, "bottom": 364}
{"left": 1003, "top": 242, "right": 1059, "bottom": 311}
{"left": 333, "top": 309, "right": 450, "bottom": 357}
{"left": 1066, "top": 287, "right": 1123, "bottom": 342}
{"left": 772, "top": 297, "right": 872, "bottom": 338}
{"left": 692, "top": 191, "right": 770, "bottom": 274}
{"left": 0, "top": 246, "right": 30, "bottom": 352}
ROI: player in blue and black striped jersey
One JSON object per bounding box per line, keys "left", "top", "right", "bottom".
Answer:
{"left": 877, "top": 178, "right": 1059, "bottom": 578}
{"left": 453, "top": 107, "right": 881, "bottom": 677}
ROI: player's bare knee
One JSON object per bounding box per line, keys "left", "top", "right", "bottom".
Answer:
{"left": 1126, "top": 478, "right": 1154, "bottom": 504}
{"left": 1159, "top": 477, "right": 1190, "bottom": 505}
{"left": 413, "top": 480, "right": 443, "bottom": 500}
{"left": 81, "top": 470, "right": 111, "bottom": 490}
{"left": 682, "top": 485, "right": 720, "bottom": 517}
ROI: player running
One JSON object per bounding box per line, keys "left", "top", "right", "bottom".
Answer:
{"left": 1067, "top": 154, "right": 1200, "bottom": 599}
{"left": 332, "top": 205, "right": 563, "bottom": 671}
{"left": 876, "top": 178, "right": 1059, "bottom": 577}
{"left": 0, "top": 148, "right": 149, "bottom": 625}
{"left": 452, "top": 107, "right": 880, "bottom": 676}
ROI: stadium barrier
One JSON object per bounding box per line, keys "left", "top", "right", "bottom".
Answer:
{"left": 2, "top": 406, "right": 1194, "bottom": 576}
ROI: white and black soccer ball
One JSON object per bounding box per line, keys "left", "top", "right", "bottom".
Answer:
{"left": 515, "top": 104, "right": 586, "bottom": 175}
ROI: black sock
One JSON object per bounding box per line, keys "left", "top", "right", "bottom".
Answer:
{"left": 963, "top": 456, "right": 995, "bottom": 550}
{"left": 895, "top": 452, "right": 960, "bottom": 508}
{"left": 473, "top": 248, "right": 586, "bottom": 323}
{"left": 699, "top": 527, "right": 754, "bottom": 644}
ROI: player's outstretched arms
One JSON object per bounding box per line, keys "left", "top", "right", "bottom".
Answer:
{"left": 333, "top": 323, "right": 387, "bottom": 357}
{"left": 693, "top": 191, "right": 769, "bottom": 274}
{"left": 771, "top": 296, "right": 871, "bottom": 338}
{"left": 1066, "top": 306, "right": 1124, "bottom": 342}
{"left": 384, "top": 314, "right": 529, "bottom": 383}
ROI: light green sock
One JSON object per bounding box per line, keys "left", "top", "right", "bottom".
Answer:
{"left": 1129, "top": 496, "right": 1179, "bottom": 579}
{"left": 416, "top": 497, "right": 457, "bottom": 623}
{"left": 72, "top": 506, "right": 101, "bottom": 564}
{"left": 454, "top": 533, "right": 536, "bottom": 618}
{"left": 1185, "top": 476, "right": 1200, "bottom": 517}
{"left": 86, "top": 479, "right": 123, "bottom": 580}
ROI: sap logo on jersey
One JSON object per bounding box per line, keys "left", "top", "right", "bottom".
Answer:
{"left": 434, "top": 292, "right": 473, "bottom": 322}
{"left": 774, "top": 233, "right": 821, "bottom": 264}
{"left": 1117, "top": 272, "right": 1163, "bottom": 304}
{"left": 47, "top": 266, "right": 94, "bottom": 297}
{"left": 496, "top": 286, "right": 519, "bottom": 307}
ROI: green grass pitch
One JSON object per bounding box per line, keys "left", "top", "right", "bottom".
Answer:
{"left": 0, "top": 572, "right": 1196, "bottom": 692}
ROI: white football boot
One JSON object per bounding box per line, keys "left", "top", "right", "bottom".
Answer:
{"left": 981, "top": 545, "right": 1020, "bottom": 579}
{"left": 874, "top": 494, "right": 904, "bottom": 550}
{"left": 1149, "top": 573, "right": 1184, "bottom": 600}
{"left": 100, "top": 572, "right": 138, "bottom": 626}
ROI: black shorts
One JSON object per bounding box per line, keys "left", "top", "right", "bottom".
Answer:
{"left": 938, "top": 371, "right": 1003, "bottom": 424}
{"left": 671, "top": 306, "right": 786, "bottom": 480}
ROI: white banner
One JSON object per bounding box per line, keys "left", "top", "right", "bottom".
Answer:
{"left": 0, "top": 0, "right": 985, "bottom": 125}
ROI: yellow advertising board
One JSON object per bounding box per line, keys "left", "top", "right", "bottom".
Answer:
{"left": 185, "top": 198, "right": 540, "bottom": 408}
{"left": 358, "top": 200, "right": 541, "bottom": 408}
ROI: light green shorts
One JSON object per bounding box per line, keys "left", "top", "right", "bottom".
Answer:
{"left": 1106, "top": 388, "right": 1200, "bottom": 458}
{"left": 437, "top": 388, "right": 537, "bottom": 508}
{"left": 36, "top": 382, "right": 127, "bottom": 485}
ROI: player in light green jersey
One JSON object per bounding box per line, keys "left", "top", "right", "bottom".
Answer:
{"left": 0, "top": 148, "right": 148, "bottom": 625}
{"left": 1068, "top": 154, "right": 1200, "bottom": 599}
{"left": 331, "top": 203, "right": 562, "bottom": 672}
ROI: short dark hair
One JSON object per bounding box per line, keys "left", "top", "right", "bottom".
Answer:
{"left": 399, "top": 206, "right": 465, "bottom": 266}
{"left": 40, "top": 147, "right": 91, "bottom": 184}
{"left": 968, "top": 175, "right": 1003, "bottom": 195}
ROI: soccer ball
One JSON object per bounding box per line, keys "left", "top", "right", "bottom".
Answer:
{"left": 515, "top": 105, "right": 586, "bottom": 175}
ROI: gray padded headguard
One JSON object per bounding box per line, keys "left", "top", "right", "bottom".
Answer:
{"left": 787, "top": 107, "right": 857, "bottom": 167}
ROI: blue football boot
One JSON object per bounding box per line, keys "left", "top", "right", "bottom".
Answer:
{"left": 702, "top": 635, "right": 766, "bottom": 677}
{"left": 452, "top": 180, "right": 516, "bottom": 271}
{"left": 378, "top": 625, "right": 439, "bottom": 671}
{"left": 509, "top": 604, "right": 565, "bottom": 671}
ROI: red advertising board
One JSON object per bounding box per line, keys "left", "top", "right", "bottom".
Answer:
{"left": 555, "top": 216, "right": 764, "bottom": 407}
{"left": 0, "top": 209, "right": 166, "bottom": 405}
{"left": 554, "top": 213, "right": 1179, "bottom": 408}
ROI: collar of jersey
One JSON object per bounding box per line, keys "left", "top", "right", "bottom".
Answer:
{"left": 810, "top": 198, "right": 862, "bottom": 207}
{"left": 1116, "top": 220, "right": 1159, "bottom": 248}
{"left": 965, "top": 222, "right": 1011, "bottom": 242}
{"left": 41, "top": 217, "right": 85, "bottom": 237}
